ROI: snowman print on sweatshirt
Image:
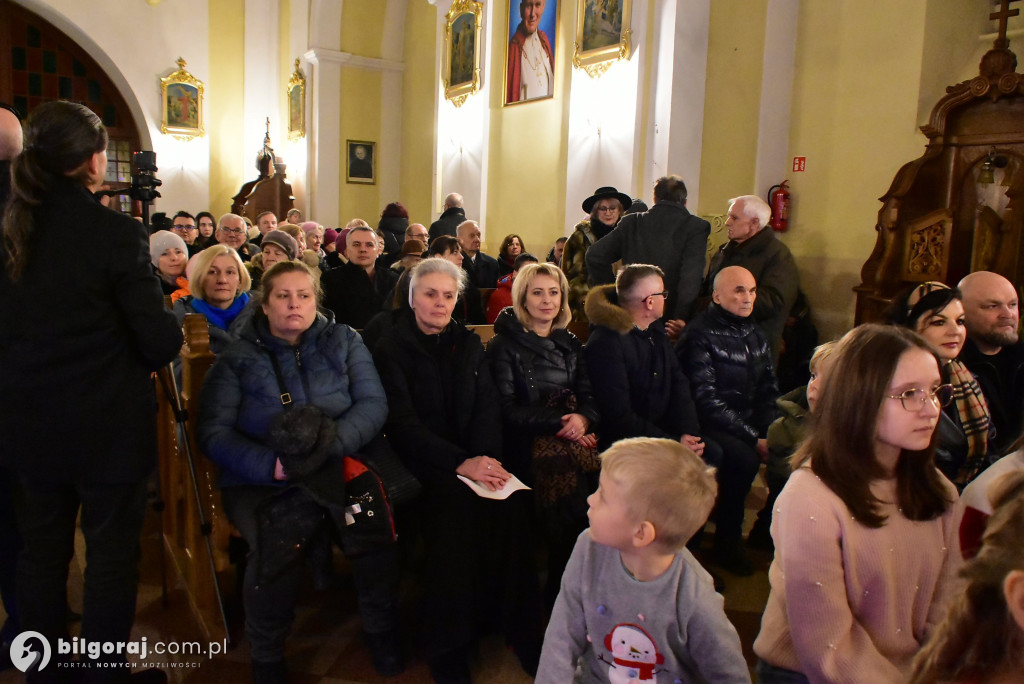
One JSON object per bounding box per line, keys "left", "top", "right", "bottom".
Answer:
{"left": 600, "top": 623, "right": 665, "bottom": 683}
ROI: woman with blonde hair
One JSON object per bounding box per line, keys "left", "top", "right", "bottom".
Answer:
{"left": 173, "top": 244, "right": 254, "bottom": 352}
{"left": 753, "top": 323, "right": 961, "bottom": 684}
{"left": 910, "top": 469, "right": 1024, "bottom": 684}
{"left": 487, "top": 262, "right": 600, "bottom": 606}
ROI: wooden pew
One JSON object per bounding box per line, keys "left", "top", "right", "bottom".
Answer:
{"left": 156, "top": 314, "right": 231, "bottom": 644}
{"left": 466, "top": 324, "right": 496, "bottom": 347}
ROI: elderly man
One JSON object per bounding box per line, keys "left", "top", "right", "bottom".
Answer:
{"left": 678, "top": 266, "right": 778, "bottom": 576}
{"left": 506, "top": 0, "right": 554, "bottom": 103}
{"left": 216, "top": 213, "right": 259, "bottom": 262}
{"left": 586, "top": 175, "right": 710, "bottom": 334}
{"left": 322, "top": 225, "right": 398, "bottom": 329}
{"left": 457, "top": 219, "right": 500, "bottom": 289}
{"left": 405, "top": 223, "right": 429, "bottom": 245}
{"left": 959, "top": 270, "right": 1024, "bottom": 453}
{"left": 701, "top": 195, "right": 799, "bottom": 361}
{"left": 429, "top": 193, "right": 467, "bottom": 242}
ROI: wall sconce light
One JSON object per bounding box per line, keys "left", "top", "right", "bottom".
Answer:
{"left": 978, "top": 147, "right": 1008, "bottom": 185}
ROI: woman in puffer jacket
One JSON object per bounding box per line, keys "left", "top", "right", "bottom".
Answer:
{"left": 197, "top": 261, "right": 400, "bottom": 683}
{"left": 486, "top": 263, "right": 600, "bottom": 607}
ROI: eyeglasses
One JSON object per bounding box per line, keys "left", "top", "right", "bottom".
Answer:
{"left": 410, "top": 234, "right": 429, "bottom": 241}
{"left": 596, "top": 206, "right": 619, "bottom": 213}
{"left": 888, "top": 384, "right": 954, "bottom": 411}
{"left": 642, "top": 291, "right": 669, "bottom": 302}
{"left": 219, "top": 227, "right": 246, "bottom": 235}
{"left": 172, "top": 224, "right": 196, "bottom": 232}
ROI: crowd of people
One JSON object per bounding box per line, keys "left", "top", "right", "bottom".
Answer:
{"left": 2, "top": 101, "right": 1024, "bottom": 684}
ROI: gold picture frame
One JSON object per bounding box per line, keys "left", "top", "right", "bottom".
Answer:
{"left": 287, "top": 59, "right": 306, "bottom": 140}
{"left": 443, "top": 0, "right": 483, "bottom": 107}
{"left": 573, "top": 0, "right": 632, "bottom": 78}
{"left": 160, "top": 57, "right": 204, "bottom": 140}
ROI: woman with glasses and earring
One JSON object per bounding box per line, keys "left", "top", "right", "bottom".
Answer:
{"left": 886, "top": 281, "right": 995, "bottom": 489}
{"left": 753, "top": 324, "right": 962, "bottom": 684}
{"left": 561, "top": 186, "right": 631, "bottom": 321}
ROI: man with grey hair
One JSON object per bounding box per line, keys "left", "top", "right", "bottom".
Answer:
{"left": 958, "top": 270, "right": 1024, "bottom": 453}
{"left": 457, "top": 219, "right": 499, "bottom": 289}
{"left": 429, "top": 192, "right": 467, "bottom": 242}
{"left": 700, "top": 195, "right": 799, "bottom": 360}
{"left": 216, "top": 212, "right": 260, "bottom": 262}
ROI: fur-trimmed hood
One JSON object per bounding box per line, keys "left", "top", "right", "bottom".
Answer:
{"left": 584, "top": 283, "right": 634, "bottom": 334}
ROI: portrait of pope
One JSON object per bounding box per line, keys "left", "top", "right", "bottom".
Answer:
{"left": 506, "top": 0, "right": 556, "bottom": 104}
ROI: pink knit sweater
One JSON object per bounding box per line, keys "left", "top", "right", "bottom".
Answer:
{"left": 753, "top": 467, "right": 962, "bottom": 684}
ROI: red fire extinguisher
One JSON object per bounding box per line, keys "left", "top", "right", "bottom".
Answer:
{"left": 767, "top": 180, "right": 790, "bottom": 232}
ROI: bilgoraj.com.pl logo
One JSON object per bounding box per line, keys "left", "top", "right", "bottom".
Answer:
{"left": 8, "top": 630, "right": 226, "bottom": 672}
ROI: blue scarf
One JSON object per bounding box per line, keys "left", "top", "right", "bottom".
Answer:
{"left": 191, "top": 292, "right": 251, "bottom": 330}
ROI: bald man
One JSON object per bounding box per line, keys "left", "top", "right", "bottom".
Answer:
{"left": 678, "top": 266, "right": 779, "bottom": 576}
{"left": 429, "top": 192, "right": 466, "bottom": 242}
{"left": 959, "top": 271, "right": 1024, "bottom": 452}
{"left": 0, "top": 103, "right": 23, "bottom": 210}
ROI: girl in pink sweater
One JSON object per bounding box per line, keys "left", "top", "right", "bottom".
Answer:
{"left": 753, "top": 324, "right": 962, "bottom": 684}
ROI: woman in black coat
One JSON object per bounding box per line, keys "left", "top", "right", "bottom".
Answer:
{"left": 0, "top": 101, "right": 183, "bottom": 676}
{"left": 372, "top": 258, "right": 542, "bottom": 684}
{"left": 486, "top": 263, "right": 599, "bottom": 606}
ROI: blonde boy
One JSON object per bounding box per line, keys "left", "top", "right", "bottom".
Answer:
{"left": 536, "top": 438, "right": 751, "bottom": 683}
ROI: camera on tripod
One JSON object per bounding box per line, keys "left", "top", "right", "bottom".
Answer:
{"left": 94, "top": 150, "right": 162, "bottom": 230}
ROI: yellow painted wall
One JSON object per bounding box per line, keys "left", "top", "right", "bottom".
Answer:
{"left": 208, "top": 0, "right": 246, "bottom": 217}
{"left": 400, "top": 0, "right": 437, "bottom": 225}
{"left": 336, "top": 1, "right": 386, "bottom": 223}
{"left": 785, "top": 0, "right": 929, "bottom": 338}
{"left": 697, "top": 0, "right": 768, "bottom": 215}
{"left": 484, "top": 1, "right": 571, "bottom": 254}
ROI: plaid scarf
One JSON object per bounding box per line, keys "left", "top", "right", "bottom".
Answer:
{"left": 946, "top": 359, "right": 991, "bottom": 485}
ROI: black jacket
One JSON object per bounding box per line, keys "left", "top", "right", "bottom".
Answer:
{"left": 429, "top": 206, "right": 466, "bottom": 242}
{"left": 377, "top": 215, "right": 408, "bottom": 268}
{"left": 583, "top": 284, "right": 701, "bottom": 448}
{"left": 462, "top": 251, "right": 500, "bottom": 289}
{"left": 0, "top": 180, "right": 183, "bottom": 482}
{"left": 372, "top": 311, "right": 503, "bottom": 484}
{"left": 677, "top": 303, "right": 779, "bottom": 445}
{"left": 322, "top": 260, "right": 398, "bottom": 329}
{"left": 701, "top": 227, "right": 799, "bottom": 360}
{"left": 585, "top": 201, "right": 710, "bottom": 321}
{"left": 487, "top": 308, "right": 599, "bottom": 473}
{"left": 959, "top": 337, "right": 1024, "bottom": 455}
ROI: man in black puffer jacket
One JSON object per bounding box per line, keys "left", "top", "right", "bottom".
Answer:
{"left": 678, "top": 266, "right": 779, "bottom": 577}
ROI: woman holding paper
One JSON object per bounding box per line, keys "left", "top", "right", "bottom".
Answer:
{"left": 371, "top": 257, "right": 543, "bottom": 683}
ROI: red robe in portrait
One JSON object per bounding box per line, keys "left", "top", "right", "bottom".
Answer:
{"left": 506, "top": 22, "right": 554, "bottom": 104}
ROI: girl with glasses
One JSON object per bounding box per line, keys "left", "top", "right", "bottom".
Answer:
{"left": 753, "top": 324, "right": 962, "bottom": 684}
{"left": 886, "top": 281, "right": 995, "bottom": 489}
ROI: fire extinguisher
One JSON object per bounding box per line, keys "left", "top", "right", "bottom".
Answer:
{"left": 767, "top": 180, "right": 790, "bottom": 232}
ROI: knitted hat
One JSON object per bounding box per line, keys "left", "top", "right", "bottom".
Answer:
{"left": 300, "top": 221, "right": 321, "bottom": 235}
{"left": 261, "top": 230, "right": 299, "bottom": 260}
{"left": 149, "top": 230, "right": 187, "bottom": 267}
{"left": 323, "top": 228, "right": 339, "bottom": 245}
{"left": 335, "top": 228, "right": 351, "bottom": 254}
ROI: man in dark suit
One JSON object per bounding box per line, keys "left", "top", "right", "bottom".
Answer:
{"left": 429, "top": 192, "right": 467, "bottom": 242}
{"left": 457, "top": 219, "right": 499, "bottom": 289}
{"left": 586, "top": 175, "right": 710, "bottom": 339}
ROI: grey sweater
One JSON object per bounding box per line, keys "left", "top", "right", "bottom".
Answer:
{"left": 537, "top": 531, "right": 750, "bottom": 684}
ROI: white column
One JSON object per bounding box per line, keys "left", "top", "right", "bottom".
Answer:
{"left": 305, "top": 0, "right": 344, "bottom": 224}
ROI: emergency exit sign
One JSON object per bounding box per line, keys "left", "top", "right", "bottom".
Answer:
{"left": 793, "top": 157, "right": 806, "bottom": 172}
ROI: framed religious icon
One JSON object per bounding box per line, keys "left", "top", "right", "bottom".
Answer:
{"left": 160, "top": 57, "right": 204, "bottom": 140}
{"left": 346, "top": 140, "right": 375, "bottom": 184}
{"left": 443, "top": 0, "right": 484, "bottom": 107}
{"left": 504, "top": 0, "right": 558, "bottom": 106}
{"left": 287, "top": 59, "right": 306, "bottom": 140}
{"left": 573, "top": 0, "right": 631, "bottom": 77}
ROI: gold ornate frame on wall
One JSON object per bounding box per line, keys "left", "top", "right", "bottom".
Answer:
{"left": 160, "top": 57, "right": 205, "bottom": 140}
{"left": 443, "top": 0, "right": 484, "bottom": 107}
{"left": 288, "top": 59, "right": 306, "bottom": 140}
{"left": 573, "top": 0, "right": 632, "bottom": 78}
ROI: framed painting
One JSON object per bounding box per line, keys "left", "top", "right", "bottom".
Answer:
{"left": 288, "top": 59, "right": 306, "bottom": 140}
{"left": 346, "top": 140, "right": 375, "bottom": 184}
{"left": 504, "top": 0, "right": 558, "bottom": 106}
{"left": 444, "top": 0, "right": 483, "bottom": 107}
{"left": 573, "top": 0, "right": 632, "bottom": 77}
{"left": 160, "top": 57, "right": 204, "bottom": 140}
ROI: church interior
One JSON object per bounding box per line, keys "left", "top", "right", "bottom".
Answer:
{"left": 2, "top": 0, "right": 1024, "bottom": 682}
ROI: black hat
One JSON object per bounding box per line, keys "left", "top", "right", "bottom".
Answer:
{"left": 582, "top": 186, "right": 632, "bottom": 214}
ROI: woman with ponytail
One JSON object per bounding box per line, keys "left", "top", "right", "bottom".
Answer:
{"left": 0, "top": 101, "right": 182, "bottom": 680}
{"left": 910, "top": 469, "right": 1024, "bottom": 684}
